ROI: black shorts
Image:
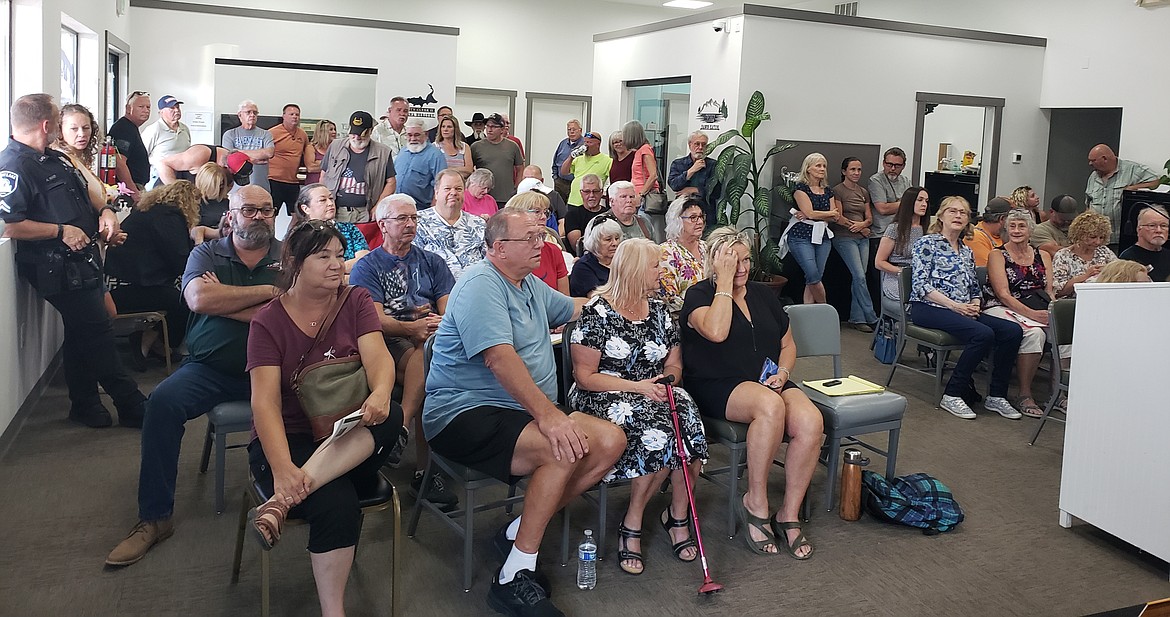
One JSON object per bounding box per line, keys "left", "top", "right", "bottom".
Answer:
{"left": 688, "top": 378, "right": 799, "bottom": 420}
{"left": 428, "top": 406, "right": 534, "bottom": 483}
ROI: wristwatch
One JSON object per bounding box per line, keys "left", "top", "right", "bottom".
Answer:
{"left": 56, "top": 223, "right": 64, "bottom": 241}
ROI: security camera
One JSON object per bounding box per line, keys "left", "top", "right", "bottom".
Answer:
{"left": 712, "top": 20, "right": 726, "bottom": 33}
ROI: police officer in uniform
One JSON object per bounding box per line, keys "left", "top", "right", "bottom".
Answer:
{"left": 0, "top": 93, "right": 146, "bottom": 428}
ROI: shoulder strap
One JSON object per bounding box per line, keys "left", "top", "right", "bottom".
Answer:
{"left": 635, "top": 216, "right": 651, "bottom": 239}
{"left": 293, "top": 285, "right": 354, "bottom": 375}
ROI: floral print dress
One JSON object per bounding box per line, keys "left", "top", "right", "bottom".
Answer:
{"left": 568, "top": 296, "right": 708, "bottom": 482}
{"left": 658, "top": 240, "right": 706, "bottom": 315}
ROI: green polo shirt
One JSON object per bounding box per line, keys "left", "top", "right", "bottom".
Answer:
{"left": 181, "top": 236, "right": 283, "bottom": 376}
{"left": 1086, "top": 159, "right": 1158, "bottom": 244}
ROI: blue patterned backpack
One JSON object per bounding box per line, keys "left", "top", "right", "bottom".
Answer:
{"left": 861, "top": 471, "right": 964, "bottom": 535}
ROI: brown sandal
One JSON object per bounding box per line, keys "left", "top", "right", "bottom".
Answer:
{"left": 249, "top": 497, "right": 291, "bottom": 551}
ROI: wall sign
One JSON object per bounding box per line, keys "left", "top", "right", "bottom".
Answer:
{"left": 696, "top": 98, "right": 729, "bottom": 132}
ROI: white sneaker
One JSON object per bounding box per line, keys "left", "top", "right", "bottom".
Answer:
{"left": 940, "top": 395, "right": 976, "bottom": 419}
{"left": 984, "top": 396, "right": 1022, "bottom": 420}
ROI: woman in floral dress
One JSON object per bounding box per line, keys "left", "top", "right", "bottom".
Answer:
{"left": 658, "top": 196, "right": 708, "bottom": 317}
{"left": 568, "top": 238, "right": 708, "bottom": 576}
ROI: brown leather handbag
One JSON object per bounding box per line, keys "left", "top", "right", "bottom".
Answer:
{"left": 290, "top": 286, "right": 371, "bottom": 440}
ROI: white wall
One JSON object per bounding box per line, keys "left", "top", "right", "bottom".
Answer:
{"left": 737, "top": 14, "right": 1049, "bottom": 197}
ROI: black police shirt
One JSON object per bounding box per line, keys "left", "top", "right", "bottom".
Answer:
{"left": 0, "top": 138, "right": 99, "bottom": 255}
{"left": 107, "top": 116, "right": 150, "bottom": 186}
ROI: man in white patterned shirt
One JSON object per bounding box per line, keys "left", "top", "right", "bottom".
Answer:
{"left": 372, "top": 97, "right": 409, "bottom": 157}
{"left": 413, "top": 169, "right": 487, "bottom": 280}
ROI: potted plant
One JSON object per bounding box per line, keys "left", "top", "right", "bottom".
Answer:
{"left": 704, "top": 90, "right": 797, "bottom": 283}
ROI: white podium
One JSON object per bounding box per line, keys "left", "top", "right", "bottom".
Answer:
{"left": 1058, "top": 282, "right": 1170, "bottom": 579}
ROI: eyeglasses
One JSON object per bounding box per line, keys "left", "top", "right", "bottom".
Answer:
{"left": 883, "top": 161, "right": 905, "bottom": 168}
{"left": 293, "top": 219, "right": 336, "bottom": 233}
{"left": 381, "top": 214, "right": 419, "bottom": 224}
{"left": 683, "top": 214, "right": 706, "bottom": 223}
{"left": 1139, "top": 223, "right": 1169, "bottom": 230}
{"left": 234, "top": 205, "right": 276, "bottom": 218}
{"left": 498, "top": 234, "right": 544, "bottom": 246}
{"left": 580, "top": 189, "right": 602, "bottom": 195}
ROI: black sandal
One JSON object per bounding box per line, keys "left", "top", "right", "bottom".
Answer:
{"left": 770, "top": 519, "right": 815, "bottom": 561}
{"left": 617, "top": 523, "right": 644, "bottom": 575}
{"left": 660, "top": 507, "right": 697, "bottom": 562}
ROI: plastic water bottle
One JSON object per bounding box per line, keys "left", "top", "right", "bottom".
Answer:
{"left": 576, "top": 529, "right": 597, "bottom": 590}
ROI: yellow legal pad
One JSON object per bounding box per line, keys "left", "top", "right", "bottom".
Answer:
{"left": 802, "top": 375, "right": 887, "bottom": 396}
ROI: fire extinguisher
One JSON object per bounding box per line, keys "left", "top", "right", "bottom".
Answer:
{"left": 99, "top": 137, "right": 118, "bottom": 185}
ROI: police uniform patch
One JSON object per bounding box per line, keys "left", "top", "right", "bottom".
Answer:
{"left": 0, "top": 199, "right": 8, "bottom": 213}
{"left": 0, "top": 171, "right": 17, "bottom": 198}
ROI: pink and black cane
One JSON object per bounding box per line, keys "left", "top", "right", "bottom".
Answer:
{"left": 657, "top": 375, "right": 723, "bottom": 595}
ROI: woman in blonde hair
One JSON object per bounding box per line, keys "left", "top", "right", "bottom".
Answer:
{"left": 910, "top": 196, "right": 1023, "bottom": 420}
{"left": 303, "top": 119, "right": 336, "bottom": 185}
{"left": 569, "top": 238, "right": 707, "bottom": 575}
{"left": 191, "top": 162, "right": 231, "bottom": 244}
{"left": 788, "top": 152, "right": 842, "bottom": 304}
{"left": 1009, "top": 185, "right": 1047, "bottom": 224}
{"left": 1095, "top": 259, "right": 1151, "bottom": 283}
{"left": 104, "top": 181, "right": 201, "bottom": 365}
{"left": 503, "top": 192, "right": 569, "bottom": 294}
{"left": 1052, "top": 210, "right": 1117, "bottom": 297}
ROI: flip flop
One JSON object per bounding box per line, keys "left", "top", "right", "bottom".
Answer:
{"left": 770, "top": 520, "right": 815, "bottom": 561}
{"left": 736, "top": 495, "right": 777, "bottom": 556}
{"left": 1017, "top": 397, "right": 1044, "bottom": 418}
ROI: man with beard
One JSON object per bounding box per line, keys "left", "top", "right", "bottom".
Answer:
{"left": 867, "top": 147, "right": 911, "bottom": 311}
{"left": 350, "top": 193, "right": 458, "bottom": 509}
{"left": 393, "top": 118, "right": 447, "bottom": 208}
{"left": 1119, "top": 205, "right": 1170, "bottom": 282}
{"left": 322, "top": 111, "right": 396, "bottom": 224}
{"left": 106, "top": 185, "right": 284, "bottom": 567}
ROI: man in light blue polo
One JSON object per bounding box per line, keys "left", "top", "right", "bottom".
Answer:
{"left": 1085, "top": 143, "right": 1160, "bottom": 251}
{"left": 394, "top": 118, "right": 447, "bottom": 208}
{"left": 423, "top": 209, "right": 623, "bottom": 616}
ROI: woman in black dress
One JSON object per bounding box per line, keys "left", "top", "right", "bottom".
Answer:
{"left": 680, "top": 227, "right": 823, "bottom": 560}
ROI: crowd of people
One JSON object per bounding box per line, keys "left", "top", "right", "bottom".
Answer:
{"left": 1, "top": 89, "right": 1167, "bottom": 617}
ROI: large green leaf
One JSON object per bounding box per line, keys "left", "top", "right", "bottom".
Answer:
{"left": 759, "top": 239, "right": 784, "bottom": 275}
{"left": 741, "top": 111, "right": 771, "bottom": 138}
{"left": 761, "top": 141, "right": 797, "bottom": 165}
{"left": 704, "top": 129, "right": 742, "bottom": 156}
{"left": 745, "top": 91, "right": 766, "bottom": 122}
{"left": 724, "top": 175, "right": 748, "bottom": 223}
{"left": 708, "top": 145, "right": 740, "bottom": 199}
{"left": 754, "top": 186, "right": 771, "bottom": 221}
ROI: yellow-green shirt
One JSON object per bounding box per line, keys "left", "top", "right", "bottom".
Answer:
{"left": 568, "top": 154, "right": 612, "bottom": 206}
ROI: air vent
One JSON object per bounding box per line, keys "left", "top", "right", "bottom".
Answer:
{"left": 834, "top": 2, "right": 858, "bottom": 16}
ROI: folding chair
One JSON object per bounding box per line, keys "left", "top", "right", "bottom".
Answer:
{"left": 1029, "top": 298, "right": 1074, "bottom": 446}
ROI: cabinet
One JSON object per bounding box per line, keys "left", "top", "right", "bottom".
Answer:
{"left": 924, "top": 171, "right": 979, "bottom": 216}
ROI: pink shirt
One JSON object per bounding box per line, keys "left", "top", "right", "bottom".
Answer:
{"left": 246, "top": 286, "right": 382, "bottom": 439}
{"left": 463, "top": 192, "right": 499, "bottom": 217}
{"left": 630, "top": 143, "right": 659, "bottom": 194}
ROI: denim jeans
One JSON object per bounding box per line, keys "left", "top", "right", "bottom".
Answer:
{"left": 832, "top": 236, "right": 879, "bottom": 324}
{"left": 788, "top": 234, "right": 832, "bottom": 285}
{"left": 138, "top": 361, "right": 251, "bottom": 521}
{"left": 909, "top": 302, "right": 1023, "bottom": 399}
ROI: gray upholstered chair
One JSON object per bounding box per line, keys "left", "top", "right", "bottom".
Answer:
{"left": 1029, "top": 298, "right": 1074, "bottom": 446}
{"left": 884, "top": 266, "right": 966, "bottom": 402}
{"left": 199, "top": 400, "right": 253, "bottom": 514}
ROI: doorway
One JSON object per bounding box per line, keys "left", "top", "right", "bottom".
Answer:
{"left": 627, "top": 78, "right": 691, "bottom": 187}
{"left": 912, "top": 92, "right": 1004, "bottom": 215}
{"left": 525, "top": 94, "right": 591, "bottom": 182}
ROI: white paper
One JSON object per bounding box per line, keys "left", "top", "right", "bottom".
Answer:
{"left": 320, "top": 410, "right": 364, "bottom": 449}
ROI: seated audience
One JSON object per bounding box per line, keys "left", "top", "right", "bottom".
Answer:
{"left": 607, "top": 180, "right": 654, "bottom": 240}
{"left": 462, "top": 168, "right": 498, "bottom": 218}
{"left": 423, "top": 209, "right": 623, "bottom": 616}
{"left": 568, "top": 238, "right": 708, "bottom": 575}
{"left": 1118, "top": 205, "right": 1170, "bottom": 282}
{"left": 1031, "top": 194, "right": 1080, "bottom": 256}
{"left": 504, "top": 192, "right": 569, "bottom": 295}
{"left": 658, "top": 196, "right": 707, "bottom": 315}
{"left": 874, "top": 187, "right": 929, "bottom": 316}
{"left": 965, "top": 196, "right": 1010, "bottom": 267}
{"left": 350, "top": 194, "right": 457, "bottom": 508}
{"left": 1052, "top": 210, "right": 1117, "bottom": 297}
{"left": 564, "top": 173, "right": 606, "bottom": 253}
{"left": 909, "top": 196, "right": 1023, "bottom": 420}
{"left": 413, "top": 169, "right": 487, "bottom": 280}
{"left": 302, "top": 119, "right": 336, "bottom": 185}
{"left": 434, "top": 114, "right": 473, "bottom": 177}
{"left": 106, "top": 186, "right": 282, "bottom": 567}
{"left": 1095, "top": 259, "right": 1152, "bottom": 283}
{"left": 570, "top": 215, "right": 622, "bottom": 298}
{"left": 680, "top": 227, "right": 822, "bottom": 559}
{"left": 516, "top": 177, "right": 562, "bottom": 233}
{"left": 288, "top": 183, "right": 370, "bottom": 270}
{"left": 982, "top": 210, "right": 1055, "bottom": 418}
{"left": 789, "top": 152, "right": 841, "bottom": 305}
{"left": 104, "top": 180, "right": 199, "bottom": 368}
{"left": 667, "top": 131, "right": 719, "bottom": 225}
{"left": 245, "top": 220, "right": 404, "bottom": 617}
{"left": 1010, "top": 185, "right": 1048, "bottom": 224}
{"left": 192, "top": 162, "right": 231, "bottom": 244}
{"left": 830, "top": 156, "right": 878, "bottom": 330}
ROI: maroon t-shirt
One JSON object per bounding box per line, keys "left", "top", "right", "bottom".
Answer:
{"left": 246, "top": 286, "right": 382, "bottom": 439}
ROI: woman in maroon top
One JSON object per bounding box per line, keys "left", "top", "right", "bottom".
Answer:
{"left": 608, "top": 130, "right": 634, "bottom": 185}
{"left": 246, "top": 220, "right": 403, "bottom": 616}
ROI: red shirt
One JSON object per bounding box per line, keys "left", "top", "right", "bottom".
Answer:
{"left": 246, "top": 286, "right": 382, "bottom": 438}
{"left": 532, "top": 241, "right": 568, "bottom": 291}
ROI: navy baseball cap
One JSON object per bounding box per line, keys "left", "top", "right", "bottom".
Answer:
{"left": 157, "top": 95, "right": 183, "bottom": 110}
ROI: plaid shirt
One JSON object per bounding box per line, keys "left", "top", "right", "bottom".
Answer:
{"left": 1085, "top": 159, "right": 1157, "bottom": 244}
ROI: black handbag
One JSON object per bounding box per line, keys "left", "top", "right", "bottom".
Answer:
{"left": 1017, "top": 290, "right": 1051, "bottom": 311}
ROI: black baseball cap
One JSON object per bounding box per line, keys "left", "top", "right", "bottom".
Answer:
{"left": 1050, "top": 195, "right": 1086, "bottom": 215}
{"left": 348, "top": 111, "right": 374, "bottom": 135}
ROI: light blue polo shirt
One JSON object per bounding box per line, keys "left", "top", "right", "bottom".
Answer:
{"left": 422, "top": 259, "right": 574, "bottom": 439}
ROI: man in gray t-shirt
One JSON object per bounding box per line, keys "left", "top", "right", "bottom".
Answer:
{"left": 866, "top": 146, "right": 912, "bottom": 311}
{"left": 222, "top": 100, "right": 275, "bottom": 192}
{"left": 470, "top": 113, "right": 523, "bottom": 206}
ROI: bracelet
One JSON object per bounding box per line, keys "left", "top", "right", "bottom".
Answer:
{"left": 100, "top": 205, "right": 117, "bottom": 215}
{"left": 56, "top": 223, "right": 64, "bottom": 241}
{"left": 714, "top": 291, "right": 733, "bottom": 300}
{"left": 776, "top": 366, "right": 791, "bottom": 376}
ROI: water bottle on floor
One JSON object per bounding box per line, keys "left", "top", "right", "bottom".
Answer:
{"left": 576, "top": 529, "right": 597, "bottom": 590}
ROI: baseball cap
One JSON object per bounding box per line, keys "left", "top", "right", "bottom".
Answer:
{"left": 1050, "top": 194, "right": 1085, "bottom": 216}
{"left": 348, "top": 111, "right": 375, "bottom": 135}
{"left": 517, "top": 178, "right": 553, "bottom": 195}
{"left": 485, "top": 113, "right": 505, "bottom": 127}
{"left": 981, "top": 197, "right": 1012, "bottom": 221}
{"left": 226, "top": 151, "right": 253, "bottom": 185}
{"left": 157, "top": 95, "right": 183, "bottom": 110}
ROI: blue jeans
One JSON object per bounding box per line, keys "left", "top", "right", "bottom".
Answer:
{"left": 138, "top": 362, "right": 251, "bottom": 521}
{"left": 788, "top": 234, "right": 831, "bottom": 285}
{"left": 832, "top": 236, "right": 879, "bottom": 324}
{"left": 909, "top": 302, "right": 1023, "bottom": 399}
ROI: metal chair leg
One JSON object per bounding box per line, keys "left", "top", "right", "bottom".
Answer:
{"left": 822, "top": 436, "right": 841, "bottom": 512}
{"left": 199, "top": 422, "right": 213, "bottom": 474}
{"left": 261, "top": 550, "right": 271, "bottom": 617}
{"left": 214, "top": 430, "right": 228, "bottom": 514}
{"left": 886, "top": 428, "right": 900, "bottom": 478}
{"left": 726, "top": 445, "right": 742, "bottom": 539}
{"left": 231, "top": 490, "right": 248, "bottom": 583}
{"left": 390, "top": 487, "right": 402, "bottom": 617}
{"left": 406, "top": 461, "right": 435, "bottom": 537}
{"left": 597, "top": 484, "right": 607, "bottom": 559}
{"left": 462, "top": 483, "right": 475, "bottom": 592}
{"left": 1029, "top": 392, "right": 1059, "bottom": 445}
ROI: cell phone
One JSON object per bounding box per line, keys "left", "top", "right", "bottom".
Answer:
{"left": 822, "top": 379, "right": 842, "bottom": 387}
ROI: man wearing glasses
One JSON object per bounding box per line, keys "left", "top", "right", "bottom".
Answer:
{"left": 107, "top": 90, "right": 153, "bottom": 188}
{"left": 107, "top": 185, "right": 284, "bottom": 567}
{"left": 222, "top": 100, "right": 275, "bottom": 192}
{"left": 350, "top": 193, "right": 459, "bottom": 509}
{"left": 867, "top": 147, "right": 911, "bottom": 310}
{"left": 413, "top": 169, "right": 487, "bottom": 280}
{"left": 423, "top": 209, "right": 623, "bottom": 617}
{"left": 564, "top": 173, "right": 606, "bottom": 253}
{"left": 1119, "top": 205, "right": 1170, "bottom": 282}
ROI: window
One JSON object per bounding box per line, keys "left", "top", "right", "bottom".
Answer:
{"left": 106, "top": 51, "right": 121, "bottom": 128}
{"left": 60, "top": 26, "right": 79, "bottom": 105}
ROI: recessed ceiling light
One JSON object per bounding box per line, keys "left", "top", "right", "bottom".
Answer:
{"left": 663, "top": 0, "right": 713, "bottom": 8}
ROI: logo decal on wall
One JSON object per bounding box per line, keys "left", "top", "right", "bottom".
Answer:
{"left": 696, "top": 98, "right": 729, "bottom": 132}
{"left": 407, "top": 84, "right": 442, "bottom": 119}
